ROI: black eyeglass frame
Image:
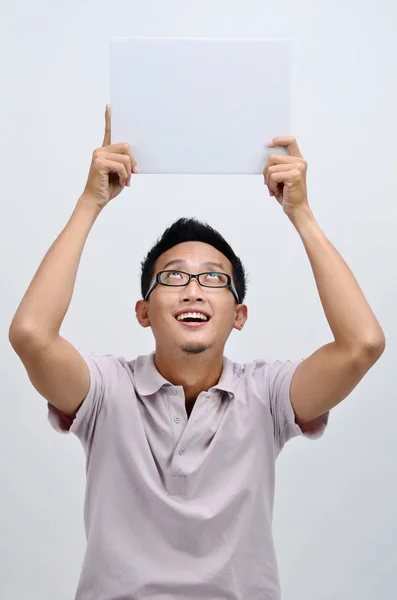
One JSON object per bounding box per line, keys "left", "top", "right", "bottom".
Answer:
{"left": 144, "top": 270, "right": 240, "bottom": 303}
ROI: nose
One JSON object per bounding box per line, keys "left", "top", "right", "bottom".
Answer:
{"left": 182, "top": 277, "right": 204, "bottom": 302}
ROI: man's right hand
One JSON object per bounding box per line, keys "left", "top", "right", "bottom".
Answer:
{"left": 82, "top": 105, "right": 139, "bottom": 210}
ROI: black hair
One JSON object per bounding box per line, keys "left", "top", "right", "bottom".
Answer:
{"left": 140, "top": 218, "right": 247, "bottom": 303}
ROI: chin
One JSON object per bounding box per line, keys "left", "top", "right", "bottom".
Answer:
{"left": 179, "top": 343, "right": 212, "bottom": 355}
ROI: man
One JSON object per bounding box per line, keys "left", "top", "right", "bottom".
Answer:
{"left": 9, "top": 106, "right": 385, "bottom": 600}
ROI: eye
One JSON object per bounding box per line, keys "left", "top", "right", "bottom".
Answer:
{"left": 202, "top": 272, "right": 223, "bottom": 283}
{"left": 161, "top": 271, "right": 185, "bottom": 283}
{"left": 202, "top": 272, "right": 229, "bottom": 286}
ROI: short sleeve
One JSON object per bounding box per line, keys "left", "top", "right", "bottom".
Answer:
{"left": 47, "top": 349, "right": 123, "bottom": 451}
{"left": 254, "top": 359, "right": 329, "bottom": 455}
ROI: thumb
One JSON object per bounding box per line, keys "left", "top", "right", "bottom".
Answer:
{"left": 102, "top": 104, "right": 111, "bottom": 147}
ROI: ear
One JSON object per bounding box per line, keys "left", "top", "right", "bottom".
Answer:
{"left": 135, "top": 299, "right": 151, "bottom": 328}
{"left": 233, "top": 304, "right": 248, "bottom": 331}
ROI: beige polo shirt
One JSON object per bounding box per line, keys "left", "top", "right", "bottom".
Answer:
{"left": 48, "top": 349, "right": 329, "bottom": 600}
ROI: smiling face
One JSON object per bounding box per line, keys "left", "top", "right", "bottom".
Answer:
{"left": 135, "top": 241, "right": 248, "bottom": 357}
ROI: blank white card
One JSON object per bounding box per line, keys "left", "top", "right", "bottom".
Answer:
{"left": 110, "top": 38, "right": 292, "bottom": 174}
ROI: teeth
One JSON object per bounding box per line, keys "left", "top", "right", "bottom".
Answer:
{"left": 176, "top": 312, "right": 208, "bottom": 321}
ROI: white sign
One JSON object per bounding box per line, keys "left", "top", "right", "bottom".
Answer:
{"left": 110, "top": 37, "right": 292, "bottom": 174}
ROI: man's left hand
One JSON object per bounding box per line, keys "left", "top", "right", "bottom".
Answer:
{"left": 263, "top": 137, "right": 309, "bottom": 219}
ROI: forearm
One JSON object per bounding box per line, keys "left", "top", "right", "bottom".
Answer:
{"left": 9, "top": 194, "right": 102, "bottom": 345}
{"left": 290, "top": 207, "right": 385, "bottom": 355}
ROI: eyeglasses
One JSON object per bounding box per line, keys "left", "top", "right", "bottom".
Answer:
{"left": 144, "top": 270, "right": 240, "bottom": 303}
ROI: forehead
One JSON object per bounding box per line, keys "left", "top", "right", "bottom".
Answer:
{"left": 155, "top": 241, "right": 232, "bottom": 273}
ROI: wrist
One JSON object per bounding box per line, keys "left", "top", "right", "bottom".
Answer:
{"left": 76, "top": 193, "right": 104, "bottom": 219}
{"left": 288, "top": 204, "right": 316, "bottom": 231}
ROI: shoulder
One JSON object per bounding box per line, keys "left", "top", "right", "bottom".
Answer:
{"left": 226, "top": 357, "right": 303, "bottom": 395}
{"left": 78, "top": 350, "right": 140, "bottom": 390}
{"left": 226, "top": 357, "right": 283, "bottom": 378}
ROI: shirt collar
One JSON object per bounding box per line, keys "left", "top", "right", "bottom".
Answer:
{"left": 133, "top": 353, "right": 237, "bottom": 397}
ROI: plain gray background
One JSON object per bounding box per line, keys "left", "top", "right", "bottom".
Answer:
{"left": 1, "top": 1, "right": 396, "bottom": 599}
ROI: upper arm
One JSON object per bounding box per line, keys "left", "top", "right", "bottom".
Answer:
{"left": 254, "top": 359, "right": 329, "bottom": 453}
{"left": 10, "top": 333, "right": 90, "bottom": 417}
{"left": 290, "top": 341, "right": 383, "bottom": 425}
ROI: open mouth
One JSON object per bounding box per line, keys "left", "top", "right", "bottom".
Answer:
{"left": 175, "top": 311, "right": 210, "bottom": 327}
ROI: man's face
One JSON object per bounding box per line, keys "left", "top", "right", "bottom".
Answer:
{"left": 136, "top": 241, "right": 248, "bottom": 356}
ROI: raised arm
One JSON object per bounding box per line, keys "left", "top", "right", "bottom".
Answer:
{"left": 263, "top": 137, "right": 385, "bottom": 426}
{"left": 9, "top": 106, "right": 138, "bottom": 416}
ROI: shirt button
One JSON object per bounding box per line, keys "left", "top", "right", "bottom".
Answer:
{"left": 169, "top": 388, "right": 177, "bottom": 395}
{"left": 178, "top": 447, "right": 186, "bottom": 455}
{"left": 174, "top": 416, "right": 181, "bottom": 423}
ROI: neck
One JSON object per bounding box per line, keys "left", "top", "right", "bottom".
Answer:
{"left": 154, "top": 346, "right": 224, "bottom": 403}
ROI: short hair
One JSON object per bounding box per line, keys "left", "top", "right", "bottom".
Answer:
{"left": 140, "top": 218, "right": 247, "bottom": 303}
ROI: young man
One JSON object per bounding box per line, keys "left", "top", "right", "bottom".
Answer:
{"left": 9, "top": 106, "right": 385, "bottom": 600}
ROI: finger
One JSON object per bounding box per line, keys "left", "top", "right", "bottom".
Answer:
{"left": 102, "top": 105, "right": 111, "bottom": 147}
{"left": 95, "top": 143, "right": 139, "bottom": 182}
{"left": 100, "top": 142, "right": 129, "bottom": 154}
{"left": 104, "top": 160, "right": 129, "bottom": 187}
{"left": 269, "top": 169, "right": 299, "bottom": 197}
{"left": 122, "top": 144, "right": 139, "bottom": 174}
{"left": 102, "top": 152, "right": 132, "bottom": 182}
{"left": 104, "top": 143, "right": 139, "bottom": 178}
{"left": 129, "top": 148, "right": 139, "bottom": 174}
{"left": 99, "top": 142, "right": 134, "bottom": 157}
{"left": 264, "top": 163, "right": 295, "bottom": 189}
{"left": 267, "top": 136, "right": 303, "bottom": 158}
{"left": 263, "top": 157, "right": 301, "bottom": 183}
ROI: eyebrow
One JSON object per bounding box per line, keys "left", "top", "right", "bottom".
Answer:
{"left": 162, "top": 259, "right": 226, "bottom": 271}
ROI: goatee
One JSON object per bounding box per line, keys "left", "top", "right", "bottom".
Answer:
{"left": 180, "top": 343, "right": 210, "bottom": 355}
